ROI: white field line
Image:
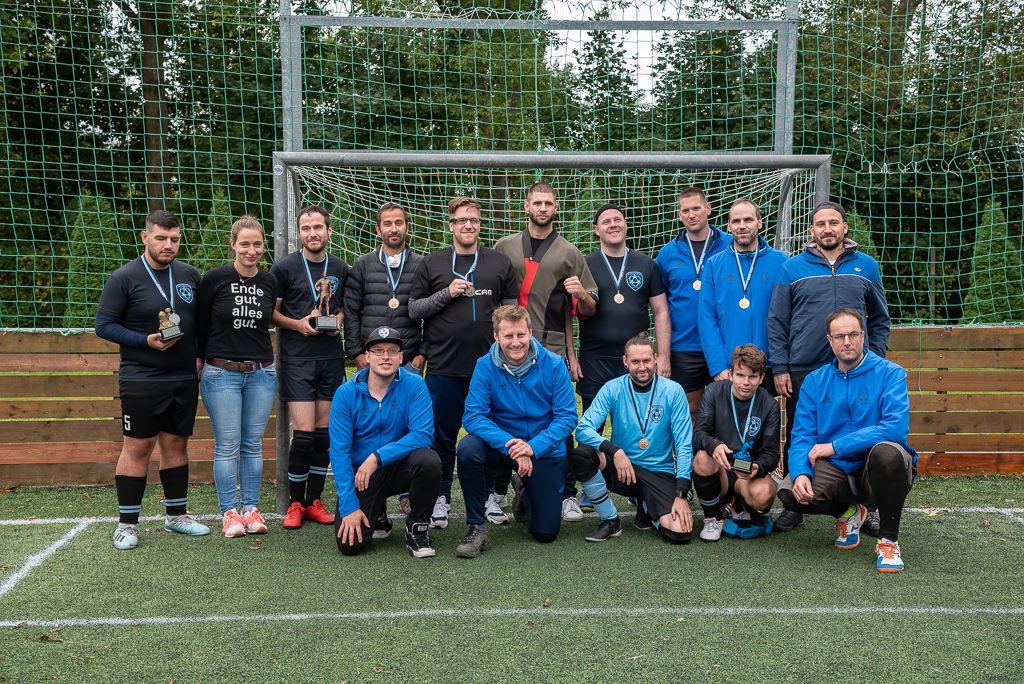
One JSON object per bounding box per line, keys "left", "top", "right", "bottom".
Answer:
{"left": 1, "top": 507, "right": 1023, "bottom": 526}
{"left": 0, "top": 521, "right": 91, "bottom": 600}
{"left": 3, "top": 605, "right": 1024, "bottom": 629}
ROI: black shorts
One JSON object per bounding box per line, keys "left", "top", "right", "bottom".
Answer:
{"left": 577, "top": 355, "right": 626, "bottom": 400}
{"left": 670, "top": 351, "right": 711, "bottom": 392}
{"left": 602, "top": 463, "right": 677, "bottom": 520}
{"left": 119, "top": 378, "right": 199, "bottom": 439}
{"left": 279, "top": 357, "right": 346, "bottom": 402}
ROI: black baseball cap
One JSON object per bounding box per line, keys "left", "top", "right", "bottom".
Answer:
{"left": 363, "top": 326, "right": 403, "bottom": 353}
{"left": 593, "top": 203, "right": 625, "bottom": 225}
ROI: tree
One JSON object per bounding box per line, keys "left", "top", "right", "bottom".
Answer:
{"left": 62, "top": 189, "right": 129, "bottom": 328}
{"left": 961, "top": 202, "right": 1024, "bottom": 323}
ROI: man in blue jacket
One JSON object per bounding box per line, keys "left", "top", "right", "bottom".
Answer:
{"left": 656, "top": 187, "right": 733, "bottom": 415}
{"left": 329, "top": 326, "right": 441, "bottom": 558}
{"left": 777, "top": 309, "right": 916, "bottom": 573}
{"left": 572, "top": 334, "right": 694, "bottom": 544}
{"left": 455, "top": 305, "right": 578, "bottom": 557}
{"left": 698, "top": 199, "right": 787, "bottom": 386}
{"left": 768, "top": 200, "right": 891, "bottom": 533}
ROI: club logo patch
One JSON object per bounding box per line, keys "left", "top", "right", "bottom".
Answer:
{"left": 377, "top": 327, "right": 390, "bottom": 338}
{"left": 175, "top": 283, "right": 194, "bottom": 304}
{"left": 626, "top": 271, "right": 644, "bottom": 291}
{"left": 748, "top": 416, "right": 762, "bottom": 436}
{"left": 328, "top": 275, "right": 340, "bottom": 293}
{"left": 651, "top": 405, "right": 665, "bottom": 423}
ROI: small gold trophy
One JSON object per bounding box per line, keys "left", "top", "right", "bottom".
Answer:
{"left": 310, "top": 277, "right": 340, "bottom": 332}
{"left": 158, "top": 308, "right": 183, "bottom": 341}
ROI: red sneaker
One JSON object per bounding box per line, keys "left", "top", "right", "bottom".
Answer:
{"left": 304, "top": 499, "right": 336, "bottom": 525}
{"left": 282, "top": 501, "right": 305, "bottom": 530}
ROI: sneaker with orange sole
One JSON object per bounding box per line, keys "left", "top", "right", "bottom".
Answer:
{"left": 243, "top": 508, "right": 268, "bottom": 535}
{"left": 222, "top": 509, "right": 246, "bottom": 538}
{"left": 834, "top": 503, "right": 867, "bottom": 549}
{"left": 304, "top": 499, "right": 335, "bottom": 524}
{"left": 282, "top": 501, "right": 305, "bottom": 530}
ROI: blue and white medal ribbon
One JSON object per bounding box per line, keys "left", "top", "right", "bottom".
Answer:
{"left": 600, "top": 248, "right": 629, "bottom": 304}
{"left": 302, "top": 254, "right": 329, "bottom": 307}
{"left": 141, "top": 257, "right": 178, "bottom": 323}
{"left": 684, "top": 234, "right": 708, "bottom": 291}
{"left": 730, "top": 390, "right": 757, "bottom": 443}
{"left": 451, "top": 248, "right": 479, "bottom": 320}
{"left": 380, "top": 248, "right": 407, "bottom": 309}
{"left": 733, "top": 247, "right": 759, "bottom": 310}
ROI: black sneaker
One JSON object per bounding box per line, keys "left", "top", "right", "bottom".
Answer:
{"left": 862, "top": 507, "right": 880, "bottom": 538}
{"left": 372, "top": 513, "right": 393, "bottom": 541}
{"left": 633, "top": 505, "right": 653, "bottom": 531}
{"left": 405, "top": 522, "right": 436, "bottom": 558}
{"left": 585, "top": 518, "right": 622, "bottom": 542}
{"left": 774, "top": 509, "right": 803, "bottom": 532}
{"left": 454, "top": 524, "right": 491, "bottom": 559}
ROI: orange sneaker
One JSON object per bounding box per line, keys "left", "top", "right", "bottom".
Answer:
{"left": 222, "top": 509, "right": 246, "bottom": 538}
{"left": 243, "top": 508, "right": 268, "bottom": 535}
{"left": 282, "top": 501, "right": 305, "bottom": 530}
{"left": 304, "top": 499, "right": 336, "bottom": 525}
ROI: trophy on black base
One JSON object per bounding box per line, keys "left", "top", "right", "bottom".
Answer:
{"left": 158, "top": 308, "right": 183, "bottom": 342}
{"left": 310, "top": 277, "right": 340, "bottom": 332}
{"left": 730, "top": 440, "right": 754, "bottom": 475}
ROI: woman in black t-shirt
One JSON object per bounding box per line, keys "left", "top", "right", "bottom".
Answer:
{"left": 197, "top": 216, "right": 278, "bottom": 539}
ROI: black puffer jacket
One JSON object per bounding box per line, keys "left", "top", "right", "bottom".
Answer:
{"left": 343, "top": 247, "right": 424, "bottom": 360}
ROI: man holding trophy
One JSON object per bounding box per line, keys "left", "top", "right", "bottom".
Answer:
{"left": 95, "top": 210, "right": 210, "bottom": 550}
{"left": 271, "top": 205, "right": 350, "bottom": 529}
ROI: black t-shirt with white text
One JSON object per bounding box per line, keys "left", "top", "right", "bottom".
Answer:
{"left": 270, "top": 250, "right": 349, "bottom": 360}
{"left": 410, "top": 246, "right": 517, "bottom": 377}
{"left": 579, "top": 249, "right": 664, "bottom": 359}
{"left": 197, "top": 264, "right": 277, "bottom": 362}
{"left": 96, "top": 257, "right": 201, "bottom": 380}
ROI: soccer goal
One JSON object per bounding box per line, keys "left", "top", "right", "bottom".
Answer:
{"left": 270, "top": 150, "right": 831, "bottom": 511}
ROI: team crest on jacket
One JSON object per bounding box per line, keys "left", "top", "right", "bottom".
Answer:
{"left": 626, "top": 272, "right": 644, "bottom": 291}
{"left": 651, "top": 405, "right": 664, "bottom": 423}
{"left": 175, "top": 283, "right": 194, "bottom": 304}
{"left": 748, "top": 416, "right": 762, "bottom": 436}
{"left": 328, "top": 275, "right": 340, "bottom": 293}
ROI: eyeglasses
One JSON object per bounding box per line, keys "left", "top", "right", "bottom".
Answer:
{"left": 450, "top": 217, "right": 481, "bottom": 227}
{"left": 827, "top": 331, "right": 863, "bottom": 343}
{"left": 368, "top": 347, "right": 401, "bottom": 357}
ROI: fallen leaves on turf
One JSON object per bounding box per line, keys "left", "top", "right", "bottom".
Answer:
{"left": 38, "top": 634, "right": 63, "bottom": 643}
{"left": 542, "top": 598, "right": 551, "bottom": 607}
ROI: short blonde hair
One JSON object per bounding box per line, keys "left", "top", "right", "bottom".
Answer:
{"left": 491, "top": 304, "right": 531, "bottom": 333}
{"left": 230, "top": 216, "right": 263, "bottom": 243}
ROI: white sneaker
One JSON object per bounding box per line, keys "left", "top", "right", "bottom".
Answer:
{"left": 242, "top": 508, "right": 268, "bottom": 535}
{"left": 430, "top": 496, "right": 450, "bottom": 529}
{"left": 700, "top": 517, "right": 725, "bottom": 542}
{"left": 492, "top": 494, "right": 508, "bottom": 508}
{"left": 561, "top": 496, "right": 584, "bottom": 522}
{"left": 221, "top": 509, "right": 247, "bottom": 538}
{"left": 485, "top": 493, "right": 509, "bottom": 525}
{"left": 112, "top": 523, "right": 139, "bottom": 550}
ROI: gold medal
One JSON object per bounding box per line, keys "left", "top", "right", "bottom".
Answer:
{"left": 613, "top": 292, "right": 625, "bottom": 304}
{"left": 638, "top": 438, "right": 650, "bottom": 450}
{"left": 388, "top": 297, "right": 400, "bottom": 309}
{"left": 739, "top": 297, "right": 750, "bottom": 309}
{"left": 692, "top": 280, "right": 701, "bottom": 291}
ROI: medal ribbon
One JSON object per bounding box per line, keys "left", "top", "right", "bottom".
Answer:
{"left": 732, "top": 246, "right": 760, "bottom": 299}
{"left": 599, "top": 248, "right": 629, "bottom": 293}
{"left": 627, "top": 374, "right": 658, "bottom": 444}
{"left": 730, "top": 390, "right": 757, "bottom": 444}
{"left": 141, "top": 257, "right": 175, "bottom": 310}
{"left": 683, "top": 233, "right": 709, "bottom": 280}
{"left": 302, "top": 255, "right": 329, "bottom": 306}
{"left": 380, "top": 248, "right": 407, "bottom": 296}
{"left": 451, "top": 248, "right": 479, "bottom": 321}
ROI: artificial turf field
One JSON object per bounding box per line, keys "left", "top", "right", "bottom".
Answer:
{"left": 0, "top": 477, "right": 1022, "bottom": 683}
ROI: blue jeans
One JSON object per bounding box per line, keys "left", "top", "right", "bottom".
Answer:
{"left": 425, "top": 373, "right": 470, "bottom": 501}
{"left": 457, "top": 434, "right": 566, "bottom": 543}
{"left": 201, "top": 364, "right": 277, "bottom": 512}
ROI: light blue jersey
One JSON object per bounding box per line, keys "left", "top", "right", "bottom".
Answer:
{"left": 576, "top": 374, "right": 693, "bottom": 479}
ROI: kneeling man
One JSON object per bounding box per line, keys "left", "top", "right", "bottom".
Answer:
{"left": 692, "top": 344, "right": 780, "bottom": 541}
{"left": 455, "top": 305, "right": 577, "bottom": 557}
{"left": 777, "top": 308, "right": 916, "bottom": 572}
{"left": 572, "top": 334, "right": 694, "bottom": 544}
{"left": 329, "top": 326, "right": 441, "bottom": 558}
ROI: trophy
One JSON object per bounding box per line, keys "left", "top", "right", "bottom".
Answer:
{"left": 310, "top": 277, "right": 340, "bottom": 332}
{"left": 158, "top": 308, "right": 183, "bottom": 341}
{"left": 731, "top": 440, "right": 754, "bottom": 474}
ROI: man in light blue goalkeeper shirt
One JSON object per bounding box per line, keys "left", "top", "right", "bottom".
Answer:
{"left": 570, "top": 334, "right": 694, "bottom": 543}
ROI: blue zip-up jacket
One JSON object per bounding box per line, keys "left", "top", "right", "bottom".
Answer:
{"left": 576, "top": 375, "right": 692, "bottom": 479}
{"left": 463, "top": 338, "right": 577, "bottom": 459}
{"left": 789, "top": 350, "right": 917, "bottom": 481}
{"left": 656, "top": 227, "right": 733, "bottom": 352}
{"left": 767, "top": 240, "right": 890, "bottom": 374}
{"left": 329, "top": 368, "right": 434, "bottom": 517}
{"left": 698, "top": 237, "right": 788, "bottom": 376}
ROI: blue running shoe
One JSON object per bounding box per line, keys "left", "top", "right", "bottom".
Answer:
{"left": 164, "top": 514, "right": 211, "bottom": 536}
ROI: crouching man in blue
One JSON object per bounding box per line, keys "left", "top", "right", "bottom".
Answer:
{"left": 329, "top": 326, "right": 441, "bottom": 558}
{"left": 454, "top": 305, "right": 577, "bottom": 558}
{"left": 571, "top": 334, "right": 694, "bottom": 544}
{"left": 777, "top": 308, "right": 916, "bottom": 573}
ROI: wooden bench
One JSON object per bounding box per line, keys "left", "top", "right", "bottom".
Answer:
{"left": 0, "top": 327, "right": 1021, "bottom": 486}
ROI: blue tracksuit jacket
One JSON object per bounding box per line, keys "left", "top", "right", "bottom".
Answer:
{"left": 656, "top": 227, "right": 733, "bottom": 352}
{"left": 698, "top": 237, "right": 788, "bottom": 376}
{"left": 789, "top": 350, "right": 917, "bottom": 481}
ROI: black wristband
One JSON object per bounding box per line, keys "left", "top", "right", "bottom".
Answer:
{"left": 675, "top": 477, "right": 692, "bottom": 500}
{"left": 599, "top": 441, "right": 621, "bottom": 459}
